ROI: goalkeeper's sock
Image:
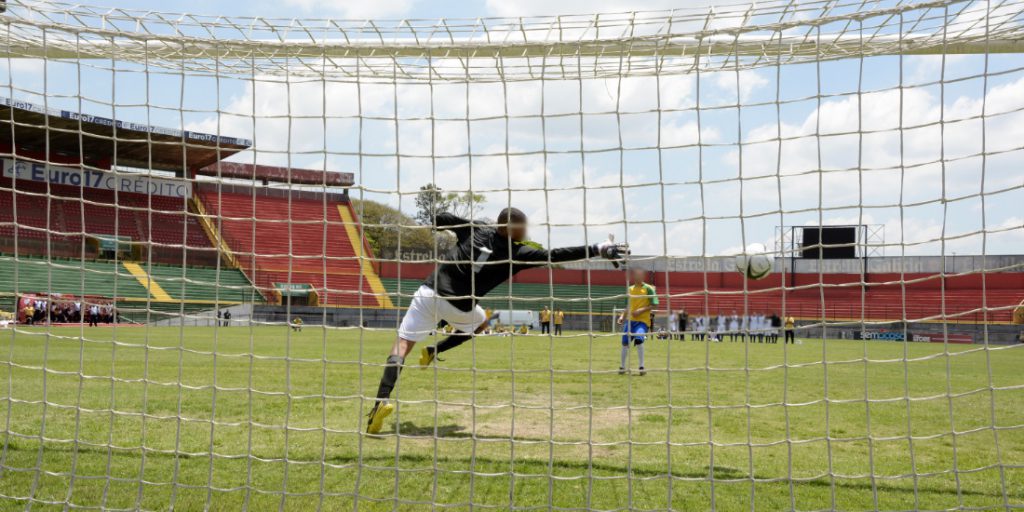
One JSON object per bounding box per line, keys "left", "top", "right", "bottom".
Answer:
{"left": 436, "top": 333, "right": 472, "bottom": 354}
{"left": 374, "top": 354, "right": 405, "bottom": 404}
{"left": 637, "top": 344, "right": 645, "bottom": 369}
{"left": 620, "top": 345, "right": 629, "bottom": 370}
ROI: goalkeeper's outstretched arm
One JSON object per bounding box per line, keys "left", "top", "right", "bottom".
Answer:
{"left": 433, "top": 211, "right": 475, "bottom": 242}
{"left": 513, "top": 236, "right": 628, "bottom": 269}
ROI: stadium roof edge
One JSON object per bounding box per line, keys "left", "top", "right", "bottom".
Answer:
{"left": 0, "top": 97, "right": 252, "bottom": 173}
{"left": 198, "top": 161, "right": 354, "bottom": 187}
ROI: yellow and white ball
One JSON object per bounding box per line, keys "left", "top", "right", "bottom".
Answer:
{"left": 735, "top": 243, "right": 774, "bottom": 280}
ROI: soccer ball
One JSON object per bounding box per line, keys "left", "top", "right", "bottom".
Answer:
{"left": 735, "top": 243, "right": 773, "bottom": 280}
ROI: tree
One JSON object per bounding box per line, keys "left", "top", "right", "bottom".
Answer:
{"left": 350, "top": 199, "right": 440, "bottom": 259}
{"left": 414, "top": 184, "right": 486, "bottom": 225}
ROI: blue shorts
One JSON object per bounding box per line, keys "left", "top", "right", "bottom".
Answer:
{"left": 622, "top": 321, "right": 649, "bottom": 346}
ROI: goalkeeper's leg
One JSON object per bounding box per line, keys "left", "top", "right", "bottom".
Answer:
{"left": 367, "top": 329, "right": 468, "bottom": 433}
{"left": 367, "top": 337, "right": 414, "bottom": 434}
{"left": 368, "top": 285, "right": 434, "bottom": 434}
{"left": 419, "top": 322, "right": 486, "bottom": 368}
{"left": 368, "top": 328, "right": 470, "bottom": 433}
{"left": 420, "top": 303, "right": 489, "bottom": 368}
{"left": 369, "top": 289, "right": 488, "bottom": 433}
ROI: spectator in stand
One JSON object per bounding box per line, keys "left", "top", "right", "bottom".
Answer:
{"left": 554, "top": 309, "right": 565, "bottom": 336}
{"left": 784, "top": 315, "right": 796, "bottom": 344}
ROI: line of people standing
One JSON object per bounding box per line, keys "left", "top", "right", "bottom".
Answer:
{"left": 20, "top": 299, "right": 115, "bottom": 326}
{"left": 666, "top": 309, "right": 797, "bottom": 343}
{"left": 539, "top": 306, "right": 566, "bottom": 335}
{"left": 216, "top": 309, "right": 232, "bottom": 327}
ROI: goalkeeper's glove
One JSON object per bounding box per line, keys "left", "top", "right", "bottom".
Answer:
{"left": 595, "top": 234, "right": 629, "bottom": 268}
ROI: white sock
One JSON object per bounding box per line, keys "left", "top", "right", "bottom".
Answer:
{"left": 620, "top": 346, "right": 628, "bottom": 369}
{"left": 637, "top": 344, "right": 645, "bottom": 369}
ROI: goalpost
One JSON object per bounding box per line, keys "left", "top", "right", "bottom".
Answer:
{"left": 1, "top": 0, "right": 1023, "bottom": 509}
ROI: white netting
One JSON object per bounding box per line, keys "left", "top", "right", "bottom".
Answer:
{"left": 0, "top": 0, "right": 1023, "bottom": 509}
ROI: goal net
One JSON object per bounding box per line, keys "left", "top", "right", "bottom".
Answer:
{"left": 1, "top": 0, "right": 1023, "bottom": 509}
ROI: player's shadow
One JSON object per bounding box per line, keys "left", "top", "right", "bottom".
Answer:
{"left": 391, "top": 422, "right": 549, "bottom": 442}
{"left": 704, "top": 465, "right": 747, "bottom": 479}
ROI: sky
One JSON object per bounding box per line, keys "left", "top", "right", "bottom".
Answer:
{"left": 3, "top": 0, "right": 1022, "bottom": 257}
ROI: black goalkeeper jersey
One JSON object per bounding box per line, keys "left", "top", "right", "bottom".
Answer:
{"left": 423, "top": 212, "right": 598, "bottom": 312}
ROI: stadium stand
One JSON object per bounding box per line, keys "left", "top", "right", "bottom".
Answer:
{"left": 0, "top": 255, "right": 255, "bottom": 302}
{"left": 0, "top": 174, "right": 215, "bottom": 265}
{"left": 380, "top": 277, "right": 624, "bottom": 313}
{"left": 378, "top": 263, "right": 1022, "bottom": 325}
{"left": 0, "top": 99, "right": 265, "bottom": 322}
{"left": 195, "top": 183, "right": 390, "bottom": 308}
{"left": 1, "top": 98, "right": 1016, "bottom": 330}
{"left": 0, "top": 255, "right": 149, "bottom": 302}
{"left": 0, "top": 255, "right": 256, "bottom": 323}
{"left": 142, "top": 263, "right": 256, "bottom": 303}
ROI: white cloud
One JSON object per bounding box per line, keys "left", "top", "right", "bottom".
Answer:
{"left": 184, "top": 56, "right": 1023, "bottom": 257}
{"left": 712, "top": 69, "right": 769, "bottom": 103}
{"left": 716, "top": 73, "right": 1024, "bottom": 256}
{"left": 950, "top": 0, "right": 1023, "bottom": 37}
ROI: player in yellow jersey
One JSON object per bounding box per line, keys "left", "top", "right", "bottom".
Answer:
{"left": 616, "top": 267, "right": 658, "bottom": 376}
{"left": 1012, "top": 300, "right": 1023, "bottom": 343}
{"left": 539, "top": 306, "right": 552, "bottom": 334}
{"left": 784, "top": 315, "right": 796, "bottom": 344}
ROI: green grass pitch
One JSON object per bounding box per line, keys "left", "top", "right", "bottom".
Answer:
{"left": 0, "top": 325, "right": 1021, "bottom": 510}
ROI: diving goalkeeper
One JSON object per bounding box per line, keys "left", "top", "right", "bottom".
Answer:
{"left": 366, "top": 207, "right": 625, "bottom": 434}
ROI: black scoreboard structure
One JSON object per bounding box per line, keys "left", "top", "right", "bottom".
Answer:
{"left": 800, "top": 226, "right": 858, "bottom": 259}
{"left": 776, "top": 224, "right": 885, "bottom": 287}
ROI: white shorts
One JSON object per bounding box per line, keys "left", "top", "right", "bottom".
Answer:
{"left": 398, "top": 285, "right": 487, "bottom": 343}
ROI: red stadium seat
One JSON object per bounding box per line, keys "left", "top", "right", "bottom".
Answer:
{"left": 196, "top": 188, "right": 380, "bottom": 307}
{"left": 1, "top": 175, "right": 213, "bottom": 262}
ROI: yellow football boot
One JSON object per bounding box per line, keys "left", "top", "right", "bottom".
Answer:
{"left": 419, "top": 347, "right": 435, "bottom": 368}
{"left": 366, "top": 402, "right": 394, "bottom": 434}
